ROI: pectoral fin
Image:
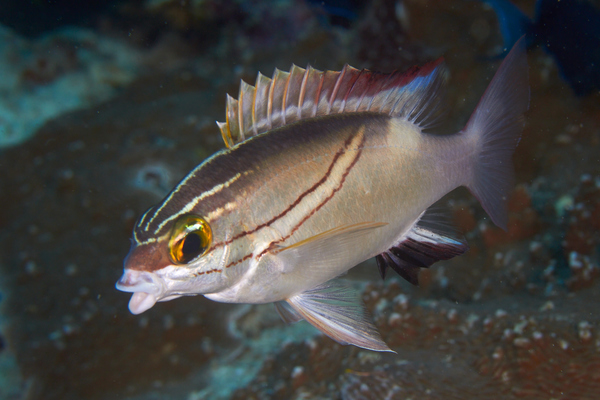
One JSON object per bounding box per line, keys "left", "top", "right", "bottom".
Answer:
{"left": 286, "top": 281, "right": 394, "bottom": 352}
{"left": 274, "top": 221, "right": 387, "bottom": 280}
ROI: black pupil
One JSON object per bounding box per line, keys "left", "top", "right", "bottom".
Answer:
{"left": 181, "top": 233, "right": 202, "bottom": 257}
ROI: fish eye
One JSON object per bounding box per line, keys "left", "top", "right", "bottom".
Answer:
{"left": 168, "top": 214, "right": 212, "bottom": 264}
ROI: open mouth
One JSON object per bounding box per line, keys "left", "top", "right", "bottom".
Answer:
{"left": 115, "top": 270, "right": 165, "bottom": 314}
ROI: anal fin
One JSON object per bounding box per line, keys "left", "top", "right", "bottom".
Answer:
{"left": 286, "top": 281, "right": 394, "bottom": 352}
{"left": 378, "top": 210, "right": 469, "bottom": 285}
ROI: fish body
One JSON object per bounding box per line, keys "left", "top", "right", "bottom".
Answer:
{"left": 204, "top": 114, "right": 457, "bottom": 304}
{"left": 117, "top": 39, "right": 529, "bottom": 351}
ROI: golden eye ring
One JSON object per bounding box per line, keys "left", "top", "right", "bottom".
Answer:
{"left": 168, "top": 214, "right": 212, "bottom": 264}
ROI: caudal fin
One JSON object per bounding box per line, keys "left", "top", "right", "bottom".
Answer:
{"left": 464, "top": 37, "right": 530, "bottom": 230}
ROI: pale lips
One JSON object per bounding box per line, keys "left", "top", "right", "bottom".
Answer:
{"left": 115, "top": 269, "right": 165, "bottom": 314}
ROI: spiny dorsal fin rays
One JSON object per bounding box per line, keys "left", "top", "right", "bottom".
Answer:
{"left": 327, "top": 64, "right": 349, "bottom": 114}
{"left": 217, "top": 60, "right": 447, "bottom": 148}
{"left": 216, "top": 121, "right": 231, "bottom": 148}
{"left": 297, "top": 65, "right": 310, "bottom": 119}
{"left": 239, "top": 80, "right": 253, "bottom": 142}
{"left": 284, "top": 64, "right": 306, "bottom": 126}
{"left": 254, "top": 72, "right": 271, "bottom": 134}
{"left": 303, "top": 65, "right": 323, "bottom": 118}
{"left": 225, "top": 94, "right": 239, "bottom": 147}
{"left": 271, "top": 68, "right": 290, "bottom": 128}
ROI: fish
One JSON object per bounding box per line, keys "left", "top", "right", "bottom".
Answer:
{"left": 116, "top": 38, "right": 529, "bottom": 352}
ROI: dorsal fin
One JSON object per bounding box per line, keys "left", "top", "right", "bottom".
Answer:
{"left": 217, "top": 61, "right": 447, "bottom": 148}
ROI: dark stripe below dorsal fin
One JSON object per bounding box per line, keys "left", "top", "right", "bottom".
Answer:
{"left": 217, "top": 61, "right": 447, "bottom": 148}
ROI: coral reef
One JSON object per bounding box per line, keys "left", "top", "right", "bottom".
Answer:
{"left": 227, "top": 279, "right": 600, "bottom": 399}
{"left": 0, "top": 24, "right": 141, "bottom": 147}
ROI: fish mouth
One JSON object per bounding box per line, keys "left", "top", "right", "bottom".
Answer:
{"left": 115, "top": 270, "right": 166, "bottom": 314}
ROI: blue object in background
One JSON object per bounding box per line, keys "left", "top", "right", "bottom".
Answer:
{"left": 481, "top": 0, "right": 600, "bottom": 96}
{"left": 478, "top": 0, "right": 532, "bottom": 50}
{"left": 533, "top": 0, "right": 600, "bottom": 96}
{"left": 307, "top": 0, "right": 369, "bottom": 28}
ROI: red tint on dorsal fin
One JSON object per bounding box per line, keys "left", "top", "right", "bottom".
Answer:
{"left": 217, "top": 60, "right": 447, "bottom": 148}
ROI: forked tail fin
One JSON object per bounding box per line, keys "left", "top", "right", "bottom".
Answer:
{"left": 463, "top": 36, "right": 530, "bottom": 230}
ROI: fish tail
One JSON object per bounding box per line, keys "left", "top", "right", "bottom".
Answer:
{"left": 463, "top": 37, "right": 529, "bottom": 230}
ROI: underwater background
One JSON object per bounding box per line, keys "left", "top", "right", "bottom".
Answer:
{"left": 0, "top": 0, "right": 599, "bottom": 398}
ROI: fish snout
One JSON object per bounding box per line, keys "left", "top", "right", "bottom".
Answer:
{"left": 115, "top": 270, "right": 166, "bottom": 314}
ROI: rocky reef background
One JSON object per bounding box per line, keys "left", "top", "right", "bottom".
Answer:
{"left": 0, "top": 0, "right": 599, "bottom": 399}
